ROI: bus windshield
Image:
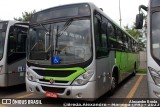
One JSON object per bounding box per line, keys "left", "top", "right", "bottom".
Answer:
{"left": 151, "top": 12, "right": 160, "bottom": 60}
{"left": 28, "top": 19, "right": 92, "bottom": 65}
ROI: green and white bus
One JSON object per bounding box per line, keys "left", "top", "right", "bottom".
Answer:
{"left": 136, "top": 0, "right": 160, "bottom": 98}
{"left": 26, "top": 2, "right": 139, "bottom": 100}
{"left": 0, "top": 20, "right": 28, "bottom": 87}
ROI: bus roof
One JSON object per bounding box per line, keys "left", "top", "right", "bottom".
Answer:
{"left": 0, "top": 20, "right": 29, "bottom": 28}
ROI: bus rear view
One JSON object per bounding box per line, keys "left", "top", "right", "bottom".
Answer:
{"left": 136, "top": 0, "right": 160, "bottom": 98}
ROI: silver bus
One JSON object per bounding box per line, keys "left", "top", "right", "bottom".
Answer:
{"left": 136, "top": 0, "right": 160, "bottom": 98}
{"left": 26, "top": 2, "right": 139, "bottom": 100}
{"left": 0, "top": 20, "right": 28, "bottom": 87}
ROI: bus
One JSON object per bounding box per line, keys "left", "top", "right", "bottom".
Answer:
{"left": 136, "top": 0, "right": 160, "bottom": 98}
{"left": 26, "top": 2, "right": 139, "bottom": 100}
{"left": 0, "top": 20, "right": 28, "bottom": 87}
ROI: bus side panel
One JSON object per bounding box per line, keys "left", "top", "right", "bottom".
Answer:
{"left": 0, "top": 74, "right": 8, "bottom": 87}
{"left": 95, "top": 51, "right": 115, "bottom": 97}
{"left": 116, "top": 51, "right": 138, "bottom": 81}
{"left": 7, "top": 59, "right": 26, "bottom": 86}
{"left": 128, "top": 53, "right": 136, "bottom": 71}
{"left": 116, "top": 51, "right": 130, "bottom": 81}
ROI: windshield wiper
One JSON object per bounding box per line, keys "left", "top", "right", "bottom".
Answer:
{"left": 39, "top": 23, "right": 49, "bottom": 32}
{"left": 58, "top": 18, "right": 73, "bottom": 36}
{"left": 54, "top": 18, "right": 73, "bottom": 55}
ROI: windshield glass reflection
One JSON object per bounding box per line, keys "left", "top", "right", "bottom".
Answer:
{"left": 28, "top": 19, "right": 92, "bottom": 65}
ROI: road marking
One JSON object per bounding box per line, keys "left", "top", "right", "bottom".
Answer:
{"left": 120, "top": 75, "right": 144, "bottom": 107}
{"left": 16, "top": 93, "right": 34, "bottom": 98}
{"left": 126, "top": 75, "right": 143, "bottom": 98}
{"left": 0, "top": 104, "right": 7, "bottom": 107}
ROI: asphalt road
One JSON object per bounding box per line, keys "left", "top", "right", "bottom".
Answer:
{"left": 0, "top": 74, "right": 151, "bottom": 107}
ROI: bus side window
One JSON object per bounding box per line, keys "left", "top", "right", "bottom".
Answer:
{"left": 8, "top": 27, "right": 27, "bottom": 53}
{"left": 128, "top": 37, "right": 132, "bottom": 52}
{"left": 107, "top": 22, "right": 116, "bottom": 49}
{"left": 131, "top": 40, "right": 134, "bottom": 52}
{"left": 8, "top": 26, "right": 16, "bottom": 53}
{"left": 116, "top": 28, "right": 123, "bottom": 50}
{"left": 94, "top": 14, "right": 108, "bottom": 58}
{"left": 17, "top": 33, "right": 27, "bottom": 52}
{"left": 123, "top": 33, "right": 128, "bottom": 51}
{"left": 101, "top": 17, "right": 108, "bottom": 49}
{"left": 131, "top": 39, "right": 134, "bottom": 52}
{"left": 133, "top": 40, "right": 136, "bottom": 52}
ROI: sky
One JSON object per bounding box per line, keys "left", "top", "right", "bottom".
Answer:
{"left": 0, "top": 0, "right": 148, "bottom": 27}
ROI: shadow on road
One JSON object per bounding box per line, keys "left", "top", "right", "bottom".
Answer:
{"left": 0, "top": 84, "right": 26, "bottom": 95}
{"left": 97, "top": 74, "right": 135, "bottom": 103}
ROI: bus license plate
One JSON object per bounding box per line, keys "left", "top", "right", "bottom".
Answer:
{"left": 45, "top": 92, "right": 58, "bottom": 98}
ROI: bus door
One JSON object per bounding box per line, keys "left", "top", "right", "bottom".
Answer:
{"left": 94, "top": 13, "right": 111, "bottom": 96}
{"left": 7, "top": 23, "right": 28, "bottom": 86}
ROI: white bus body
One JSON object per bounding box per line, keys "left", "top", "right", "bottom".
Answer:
{"left": 0, "top": 20, "right": 28, "bottom": 87}
{"left": 26, "top": 3, "right": 139, "bottom": 101}
{"left": 136, "top": 0, "right": 160, "bottom": 98}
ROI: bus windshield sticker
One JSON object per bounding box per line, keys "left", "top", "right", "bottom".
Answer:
{"left": 52, "top": 56, "right": 60, "bottom": 64}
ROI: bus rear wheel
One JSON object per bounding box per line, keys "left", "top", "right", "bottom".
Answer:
{"left": 109, "top": 75, "right": 118, "bottom": 95}
{"left": 132, "top": 63, "right": 137, "bottom": 76}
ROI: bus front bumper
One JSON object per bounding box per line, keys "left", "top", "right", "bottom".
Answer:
{"left": 26, "top": 78, "right": 96, "bottom": 100}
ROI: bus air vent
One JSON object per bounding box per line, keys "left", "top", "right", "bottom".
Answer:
{"left": 33, "top": 69, "right": 76, "bottom": 77}
{"left": 39, "top": 79, "right": 69, "bottom": 84}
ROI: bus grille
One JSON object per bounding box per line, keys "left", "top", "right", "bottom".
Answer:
{"left": 39, "top": 79, "right": 69, "bottom": 84}
{"left": 41, "top": 86, "right": 65, "bottom": 93}
{"left": 33, "top": 69, "right": 76, "bottom": 77}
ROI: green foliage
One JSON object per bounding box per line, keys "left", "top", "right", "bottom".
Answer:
{"left": 14, "top": 10, "right": 36, "bottom": 22}
{"left": 124, "top": 24, "right": 142, "bottom": 40}
{"left": 137, "top": 69, "right": 147, "bottom": 74}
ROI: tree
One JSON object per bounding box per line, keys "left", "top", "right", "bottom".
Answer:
{"left": 14, "top": 10, "right": 36, "bottom": 22}
{"left": 124, "top": 24, "right": 142, "bottom": 40}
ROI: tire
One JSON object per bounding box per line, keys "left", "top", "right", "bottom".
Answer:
{"left": 109, "top": 75, "right": 118, "bottom": 96}
{"left": 132, "top": 63, "right": 137, "bottom": 76}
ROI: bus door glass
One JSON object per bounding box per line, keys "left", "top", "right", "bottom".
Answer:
{"left": 7, "top": 25, "right": 28, "bottom": 64}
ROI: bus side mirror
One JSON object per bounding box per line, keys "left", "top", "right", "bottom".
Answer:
{"left": 135, "top": 14, "right": 143, "bottom": 29}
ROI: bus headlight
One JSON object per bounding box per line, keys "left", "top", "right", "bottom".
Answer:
{"left": 148, "top": 67, "right": 160, "bottom": 86}
{"left": 72, "top": 70, "right": 94, "bottom": 85}
{"left": 26, "top": 71, "right": 36, "bottom": 82}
